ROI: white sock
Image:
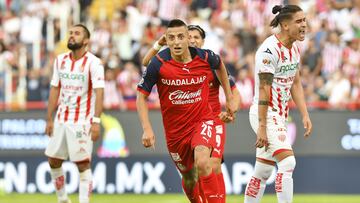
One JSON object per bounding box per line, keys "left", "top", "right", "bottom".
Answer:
{"left": 50, "top": 167, "right": 69, "bottom": 202}
{"left": 244, "top": 161, "right": 274, "bottom": 203}
{"left": 79, "top": 169, "right": 92, "bottom": 203}
{"left": 276, "top": 156, "right": 296, "bottom": 203}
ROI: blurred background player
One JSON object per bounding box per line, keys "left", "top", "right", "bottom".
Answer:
{"left": 142, "top": 24, "right": 241, "bottom": 203}
{"left": 244, "top": 5, "right": 312, "bottom": 203}
{"left": 44, "top": 24, "right": 104, "bottom": 203}
{"left": 137, "top": 19, "right": 236, "bottom": 203}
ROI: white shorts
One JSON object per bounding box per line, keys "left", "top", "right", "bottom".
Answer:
{"left": 249, "top": 108, "right": 292, "bottom": 162}
{"left": 45, "top": 122, "right": 93, "bottom": 162}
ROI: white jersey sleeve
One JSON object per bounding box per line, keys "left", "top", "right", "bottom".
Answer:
{"left": 50, "top": 57, "right": 60, "bottom": 87}
{"left": 90, "top": 58, "right": 105, "bottom": 89}
{"left": 255, "top": 45, "right": 279, "bottom": 75}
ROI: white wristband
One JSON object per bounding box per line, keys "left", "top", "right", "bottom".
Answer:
{"left": 92, "top": 116, "right": 101, "bottom": 124}
{"left": 153, "top": 41, "right": 162, "bottom": 51}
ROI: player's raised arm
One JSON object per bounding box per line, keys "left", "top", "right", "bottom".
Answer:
{"left": 142, "top": 35, "right": 166, "bottom": 66}
{"left": 290, "top": 70, "right": 312, "bottom": 137}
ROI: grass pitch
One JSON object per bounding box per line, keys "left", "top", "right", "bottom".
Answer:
{"left": 1, "top": 194, "right": 360, "bottom": 203}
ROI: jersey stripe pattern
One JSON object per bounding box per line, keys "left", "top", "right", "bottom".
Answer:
{"left": 51, "top": 52, "right": 105, "bottom": 124}
{"left": 252, "top": 35, "right": 301, "bottom": 119}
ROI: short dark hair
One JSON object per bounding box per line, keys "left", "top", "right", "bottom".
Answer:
{"left": 188, "top": 25, "right": 206, "bottom": 39}
{"left": 167, "top": 19, "right": 187, "bottom": 28}
{"left": 270, "top": 5, "right": 303, "bottom": 28}
{"left": 74, "top": 24, "right": 91, "bottom": 39}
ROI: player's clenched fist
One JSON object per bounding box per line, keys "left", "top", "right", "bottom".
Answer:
{"left": 90, "top": 123, "right": 101, "bottom": 141}
{"left": 45, "top": 120, "right": 54, "bottom": 137}
{"left": 142, "top": 129, "right": 155, "bottom": 149}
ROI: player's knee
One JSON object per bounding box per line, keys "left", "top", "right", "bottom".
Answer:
{"left": 211, "top": 158, "right": 222, "bottom": 174}
{"left": 48, "top": 157, "right": 63, "bottom": 168}
{"left": 277, "top": 156, "right": 296, "bottom": 174}
{"left": 254, "top": 161, "right": 274, "bottom": 180}
{"left": 195, "top": 156, "right": 211, "bottom": 175}
{"left": 76, "top": 160, "right": 91, "bottom": 172}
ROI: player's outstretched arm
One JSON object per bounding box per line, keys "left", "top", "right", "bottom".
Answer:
{"left": 91, "top": 88, "right": 104, "bottom": 142}
{"left": 142, "top": 35, "right": 166, "bottom": 66}
{"left": 290, "top": 71, "right": 312, "bottom": 138}
{"left": 136, "top": 91, "right": 156, "bottom": 149}
{"left": 45, "top": 85, "right": 60, "bottom": 137}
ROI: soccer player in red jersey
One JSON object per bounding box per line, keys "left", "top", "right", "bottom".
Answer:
{"left": 137, "top": 19, "right": 237, "bottom": 203}
{"left": 142, "top": 24, "right": 241, "bottom": 203}
{"left": 45, "top": 24, "right": 104, "bottom": 203}
{"left": 244, "top": 5, "right": 312, "bottom": 203}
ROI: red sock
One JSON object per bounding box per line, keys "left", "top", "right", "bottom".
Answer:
{"left": 200, "top": 172, "right": 220, "bottom": 203}
{"left": 198, "top": 179, "right": 207, "bottom": 203}
{"left": 216, "top": 173, "right": 226, "bottom": 203}
{"left": 182, "top": 178, "right": 202, "bottom": 203}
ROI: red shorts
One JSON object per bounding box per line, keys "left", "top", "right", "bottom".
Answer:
{"left": 211, "top": 118, "right": 226, "bottom": 159}
{"left": 167, "top": 119, "right": 215, "bottom": 173}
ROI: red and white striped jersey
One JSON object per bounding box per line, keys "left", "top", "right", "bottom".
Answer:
{"left": 252, "top": 35, "right": 301, "bottom": 119}
{"left": 51, "top": 51, "right": 105, "bottom": 124}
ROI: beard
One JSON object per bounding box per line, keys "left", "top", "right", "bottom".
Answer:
{"left": 67, "top": 41, "right": 83, "bottom": 50}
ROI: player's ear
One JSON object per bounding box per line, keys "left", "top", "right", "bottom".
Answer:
{"left": 280, "top": 20, "right": 290, "bottom": 31}
{"left": 83, "top": 37, "right": 90, "bottom": 47}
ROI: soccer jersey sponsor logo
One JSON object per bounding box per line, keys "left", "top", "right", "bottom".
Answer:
{"left": 59, "top": 72, "right": 85, "bottom": 82}
{"left": 168, "top": 89, "right": 202, "bottom": 105}
{"left": 62, "top": 85, "right": 83, "bottom": 91}
{"left": 161, "top": 76, "right": 206, "bottom": 86}
{"left": 274, "top": 76, "right": 295, "bottom": 84}
{"left": 182, "top": 67, "right": 190, "bottom": 73}
{"left": 278, "top": 63, "right": 299, "bottom": 74}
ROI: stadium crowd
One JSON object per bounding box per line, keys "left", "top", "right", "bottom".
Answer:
{"left": 0, "top": 0, "right": 359, "bottom": 110}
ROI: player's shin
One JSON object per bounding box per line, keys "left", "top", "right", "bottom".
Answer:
{"left": 275, "top": 156, "right": 296, "bottom": 203}
{"left": 196, "top": 147, "right": 220, "bottom": 203}
{"left": 50, "top": 167, "right": 69, "bottom": 202}
{"left": 79, "top": 169, "right": 92, "bottom": 203}
{"left": 216, "top": 172, "right": 226, "bottom": 203}
{"left": 182, "top": 178, "right": 202, "bottom": 203}
{"left": 244, "top": 161, "right": 274, "bottom": 203}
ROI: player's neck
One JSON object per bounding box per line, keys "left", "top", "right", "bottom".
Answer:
{"left": 171, "top": 49, "right": 192, "bottom": 63}
{"left": 71, "top": 49, "right": 87, "bottom": 61}
{"left": 276, "top": 33, "right": 295, "bottom": 49}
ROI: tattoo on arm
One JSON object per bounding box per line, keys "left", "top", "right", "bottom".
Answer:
{"left": 259, "top": 73, "right": 274, "bottom": 86}
{"left": 258, "top": 100, "right": 269, "bottom": 105}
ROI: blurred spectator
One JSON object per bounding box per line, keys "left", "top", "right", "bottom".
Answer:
{"left": 104, "top": 68, "right": 126, "bottom": 110}
{"left": 26, "top": 68, "right": 42, "bottom": 101}
{"left": 235, "top": 68, "right": 253, "bottom": 107}
{"left": 0, "top": 0, "right": 359, "bottom": 110}
{"left": 302, "top": 38, "right": 321, "bottom": 74}
{"left": 317, "top": 31, "right": 343, "bottom": 78}
{"left": 342, "top": 38, "right": 360, "bottom": 81}
{"left": 117, "top": 62, "right": 140, "bottom": 100}
{"left": 325, "top": 70, "right": 351, "bottom": 108}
